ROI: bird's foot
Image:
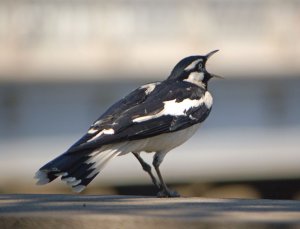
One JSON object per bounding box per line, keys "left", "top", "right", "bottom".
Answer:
{"left": 157, "top": 188, "right": 180, "bottom": 198}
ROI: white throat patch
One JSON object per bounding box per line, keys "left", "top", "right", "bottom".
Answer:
{"left": 183, "top": 72, "right": 205, "bottom": 88}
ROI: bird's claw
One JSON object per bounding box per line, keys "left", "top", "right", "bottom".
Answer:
{"left": 157, "top": 188, "right": 180, "bottom": 198}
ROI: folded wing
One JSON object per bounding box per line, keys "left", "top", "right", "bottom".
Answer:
{"left": 68, "top": 81, "right": 211, "bottom": 153}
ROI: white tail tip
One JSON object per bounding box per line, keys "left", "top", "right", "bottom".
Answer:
{"left": 34, "top": 170, "right": 50, "bottom": 185}
{"left": 72, "top": 185, "right": 86, "bottom": 193}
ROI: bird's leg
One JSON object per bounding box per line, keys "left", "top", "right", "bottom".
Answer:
{"left": 132, "top": 152, "right": 160, "bottom": 189}
{"left": 153, "top": 152, "right": 180, "bottom": 198}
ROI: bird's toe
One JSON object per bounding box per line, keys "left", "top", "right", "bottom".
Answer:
{"left": 157, "top": 188, "right": 180, "bottom": 198}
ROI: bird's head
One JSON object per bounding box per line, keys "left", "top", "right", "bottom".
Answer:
{"left": 167, "top": 50, "right": 221, "bottom": 88}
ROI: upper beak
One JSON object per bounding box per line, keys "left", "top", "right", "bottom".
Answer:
{"left": 206, "top": 49, "right": 219, "bottom": 59}
{"left": 205, "top": 49, "right": 224, "bottom": 79}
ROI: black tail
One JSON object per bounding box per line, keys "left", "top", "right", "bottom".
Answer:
{"left": 35, "top": 152, "right": 99, "bottom": 193}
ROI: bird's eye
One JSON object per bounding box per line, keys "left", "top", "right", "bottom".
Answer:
{"left": 197, "top": 63, "right": 203, "bottom": 69}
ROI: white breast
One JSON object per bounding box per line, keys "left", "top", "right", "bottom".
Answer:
{"left": 85, "top": 124, "right": 201, "bottom": 180}
{"left": 204, "top": 91, "right": 213, "bottom": 109}
{"left": 142, "top": 123, "right": 201, "bottom": 153}
{"left": 116, "top": 123, "right": 201, "bottom": 155}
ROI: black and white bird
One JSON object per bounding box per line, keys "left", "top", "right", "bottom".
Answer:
{"left": 35, "top": 50, "right": 220, "bottom": 197}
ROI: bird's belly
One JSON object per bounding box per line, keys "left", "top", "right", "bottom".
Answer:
{"left": 117, "top": 123, "right": 200, "bottom": 155}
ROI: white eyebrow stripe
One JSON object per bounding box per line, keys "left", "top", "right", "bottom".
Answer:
{"left": 184, "top": 59, "right": 202, "bottom": 71}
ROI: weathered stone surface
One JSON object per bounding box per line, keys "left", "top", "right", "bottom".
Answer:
{"left": 1, "top": 194, "right": 300, "bottom": 229}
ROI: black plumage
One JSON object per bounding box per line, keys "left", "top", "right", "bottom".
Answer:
{"left": 70, "top": 81, "right": 207, "bottom": 151}
{"left": 35, "top": 50, "right": 220, "bottom": 197}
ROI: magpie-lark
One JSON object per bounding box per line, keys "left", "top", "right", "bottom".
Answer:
{"left": 35, "top": 50, "right": 220, "bottom": 197}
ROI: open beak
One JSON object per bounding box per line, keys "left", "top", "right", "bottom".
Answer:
{"left": 205, "top": 49, "right": 224, "bottom": 79}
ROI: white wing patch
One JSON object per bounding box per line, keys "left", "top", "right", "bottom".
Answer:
{"left": 140, "top": 82, "right": 160, "bottom": 95}
{"left": 133, "top": 91, "right": 213, "bottom": 123}
{"left": 87, "top": 128, "right": 115, "bottom": 142}
{"left": 161, "top": 98, "right": 201, "bottom": 116}
{"left": 87, "top": 128, "right": 98, "bottom": 134}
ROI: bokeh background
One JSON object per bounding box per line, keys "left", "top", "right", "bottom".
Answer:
{"left": 1, "top": 0, "right": 300, "bottom": 199}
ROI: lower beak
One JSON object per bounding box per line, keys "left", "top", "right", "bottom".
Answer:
{"left": 211, "top": 73, "right": 224, "bottom": 79}
{"left": 205, "top": 50, "right": 224, "bottom": 79}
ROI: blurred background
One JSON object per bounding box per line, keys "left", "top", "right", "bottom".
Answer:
{"left": 0, "top": 0, "right": 300, "bottom": 199}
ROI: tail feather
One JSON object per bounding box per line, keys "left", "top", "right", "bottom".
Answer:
{"left": 64, "top": 162, "right": 98, "bottom": 189}
{"left": 34, "top": 145, "right": 124, "bottom": 192}
{"left": 35, "top": 154, "right": 87, "bottom": 189}
{"left": 85, "top": 148, "right": 120, "bottom": 179}
{"left": 65, "top": 161, "right": 95, "bottom": 180}
{"left": 34, "top": 170, "right": 57, "bottom": 185}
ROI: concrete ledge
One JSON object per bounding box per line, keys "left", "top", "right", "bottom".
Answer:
{"left": 1, "top": 194, "right": 300, "bottom": 229}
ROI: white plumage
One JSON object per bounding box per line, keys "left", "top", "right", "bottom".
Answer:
{"left": 133, "top": 92, "right": 213, "bottom": 123}
{"left": 35, "top": 50, "right": 220, "bottom": 197}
